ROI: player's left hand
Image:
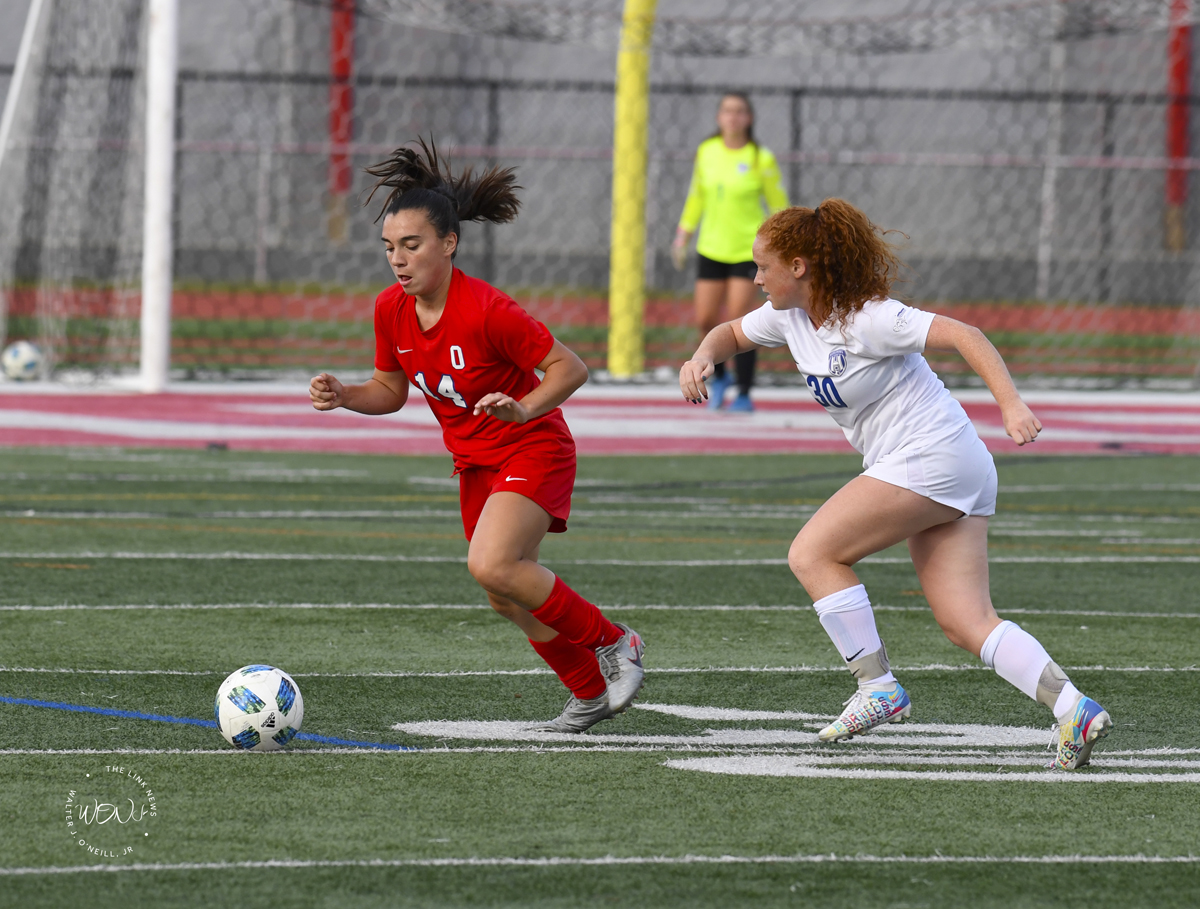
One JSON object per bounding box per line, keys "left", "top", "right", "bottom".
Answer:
{"left": 474, "top": 392, "right": 529, "bottom": 423}
{"left": 1003, "top": 400, "right": 1042, "bottom": 445}
{"left": 679, "top": 358, "right": 714, "bottom": 404}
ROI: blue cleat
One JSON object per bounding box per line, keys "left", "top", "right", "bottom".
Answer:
{"left": 818, "top": 683, "right": 912, "bottom": 742}
{"left": 727, "top": 393, "right": 754, "bottom": 413}
{"left": 706, "top": 373, "right": 734, "bottom": 409}
{"left": 1049, "top": 695, "right": 1112, "bottom": 770}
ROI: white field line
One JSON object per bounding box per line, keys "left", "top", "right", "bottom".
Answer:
{"left": 2, "top": 665, "right": 1196, "bottom": 677}
{"left": 4, "top": 551, "right": 1200, "bottom": 565}
{"left": 2, "top": 665, "right": 1195, "bottom": 676}
{"left": 988, "top": 529, "right": 1151, "bottom": 537}
{"left": 1100, "top": 538, "right": 1200, "bottom": 546}
{"left": 382, "top": 720, "right": 1044, "bottom": 749}
{"left": 664, "top": 757, "right": 1200, "bottom": 784}
{"left": 11, "top": 510, "right": 1200, "bottom": 539}
{"left": 998, "top": 483, "right": 1200, "bottom": 493}
{"left": 679, "top": 753, "right": 1200, "bottom": 770}
{"left": 390, "top": 718, "right": 1190, "bottom": 755}
{"left": 4, "top": 509, "right": 824, "bottom": 522}
{"left": 0, "top": 602, "right": 1195, "bottom": 620}
{"left": 4, "top": 745, "right": 1200, "bottom": 761}
{"left": 2, "top": 854, "right": 1199, "bottom": 876}
{"left": 2, "top": 509, "right": 464, "bottom": 520}
{"left": 633, "top": 703, "right": 827, "bottom": 721}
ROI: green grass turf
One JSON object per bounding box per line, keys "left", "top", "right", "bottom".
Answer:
{"left": 1, "top": 448, "right": 1199, "bottom": 908}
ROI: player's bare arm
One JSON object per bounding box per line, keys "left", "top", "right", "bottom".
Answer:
{"left": 474, "top": 338, "right": 588, "bottom": 423}
{"left": 310, "top": 368, "right": 409, "bottom": 414}
{"left": 925, "top": 315, "right": 1041, "bottom": 446}
{"left": 680, "top": 318, "right": 758, "bottom": 403}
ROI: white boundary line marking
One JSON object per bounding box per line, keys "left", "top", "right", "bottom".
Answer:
{"left": 4, "top": 745, "right": 1200, "bottom": 761}
{"left": 1, "top": 665, "right": 1195, "bottom": 676}
{"left": 17, "top": 510, "right": 1200, "bottom": 538}
{"left": 4, "top": 552, "right": 1200, "bottom": 565}
{"left": 664, "top": 757, "right": 1200, "bottom": 784}
{"left": 1, "top": 854, "right": 1197, "bottom": 876}
{"left": 0, "top": 602, "right": 1194, "bottom": 619}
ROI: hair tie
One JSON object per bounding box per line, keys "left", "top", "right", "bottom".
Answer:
{"left": 813, "top": 205, "right": 821, "bottom": 219}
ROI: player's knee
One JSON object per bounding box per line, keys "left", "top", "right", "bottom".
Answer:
{"left": 787, "top": 535, "right": 822, "bottom": 586}
{"left": 467, "top": 547, "right": 517, "bottom": 598}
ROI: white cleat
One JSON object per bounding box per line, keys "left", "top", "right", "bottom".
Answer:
{"left": 596, "top": 623, "right": 645, "bottom": 715}
{"left": 1048, "top": 695, "right": 1112, "bottom": 770}
{"left": 818, "top": 683, "right": 912, "bottom": 743}
{"left": 533, "top": 692, "right": 611, "bottom": 734}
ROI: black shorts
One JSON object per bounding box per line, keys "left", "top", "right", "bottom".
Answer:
{"left": 697, "top": 254, "right": 757, "bottom": 281}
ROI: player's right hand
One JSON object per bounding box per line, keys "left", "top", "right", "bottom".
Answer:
{"left": 679, "top": 358, "right": 713, "bottom": 404}
{"left": 1002, "top": 399, "right": 1042, "bottom": 445}
{"left": 310, "top": 373, "right": 345, "bottom": 410}
{"left": 670, "top": 238, "right": 688, "bottom": 272}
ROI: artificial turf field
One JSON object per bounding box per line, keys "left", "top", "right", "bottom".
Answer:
{"left": 1, "top": 446, "right": 1198, "bottom": 908}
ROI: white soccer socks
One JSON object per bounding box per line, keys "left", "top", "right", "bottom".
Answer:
{"left": 813, "top": 584, "right": 895, "bottom": 689}
{"left": 980, "top": 620, "right": 1082, "bottom": 723}
{"left": 812, "top": 593, "right": 1087, "bottom": 724}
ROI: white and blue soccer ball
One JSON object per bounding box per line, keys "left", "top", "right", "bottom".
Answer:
{"left": 215, "top": 664, "right": 304, "bottom": 751}
{"left": 2, "top": 340, "right": 43, "bottom": 380}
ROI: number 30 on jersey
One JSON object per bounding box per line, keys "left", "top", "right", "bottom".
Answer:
{"left": 806, "top": 374, "right": 847, "bottom": 409}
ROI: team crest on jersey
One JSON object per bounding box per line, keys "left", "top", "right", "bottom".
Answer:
{"left": 737, "top": 162, "right": 750, "bottom": 173}
{"left": 828, "top": 349, "right": 847, "bottom": 377}
{"left": 893, "top": 306, "right": 911, "bottom": 333}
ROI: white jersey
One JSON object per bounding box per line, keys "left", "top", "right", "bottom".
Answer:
{"left": 740, "top": 297, "right": 972, "bottom": 467}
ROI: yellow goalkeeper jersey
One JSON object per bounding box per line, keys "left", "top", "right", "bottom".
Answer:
{"left": 678, "top": 136, "right": 789, "bottom": 264}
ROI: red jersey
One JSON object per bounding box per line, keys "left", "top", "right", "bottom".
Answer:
{"left": 373, "top": 268, "right": 575, "bottom": 470}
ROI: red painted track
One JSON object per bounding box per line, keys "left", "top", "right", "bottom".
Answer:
{"left": 2, "top": 386, "right": 1200, "bottom": 456}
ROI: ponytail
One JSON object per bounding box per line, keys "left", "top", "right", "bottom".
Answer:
{"left": 758, "top": 198, "right": 906, "bottom": 327}
{"left": 363, "top": 137, "right": 521, "bottom": 257}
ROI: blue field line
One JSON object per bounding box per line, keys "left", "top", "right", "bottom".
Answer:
{"left": 0, "top": 695, "right": 418, "bottom": 752}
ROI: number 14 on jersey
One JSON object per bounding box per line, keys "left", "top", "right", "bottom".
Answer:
{"left": 414, "top": 371, "right": 467, "bottom": 409}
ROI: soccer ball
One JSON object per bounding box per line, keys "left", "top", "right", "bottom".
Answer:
{"left": 215, "top": 664, "right": 304, "bottom": 751}
{"left": 2, "top": 340, "right": 43, "bottom": 380}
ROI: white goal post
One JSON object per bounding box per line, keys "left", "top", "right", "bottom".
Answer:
{"left": 139, "top": 0, "right": 178, "bottom": 393}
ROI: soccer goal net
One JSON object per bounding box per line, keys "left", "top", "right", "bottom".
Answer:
{"left": 0, "top": 0, "right": 1197, "bottom": 386}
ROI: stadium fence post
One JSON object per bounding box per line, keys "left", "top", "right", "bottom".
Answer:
{"left": 1034, "top": 1, "right": 1067, "bottom": 302}
{"left": 1166, "top": 0, "right": 1192, "bottom": 252}
{"left": 607, "top": 0, "right": 657, "bottom": 378}
{"left": 140, "top": 0, "right": 179, "bottom": 393}
{"left": 0, "top": 0, "right": 49, "bottom": 352}
{"left": 0, "top": 0, "right": 46, "bottom": 188}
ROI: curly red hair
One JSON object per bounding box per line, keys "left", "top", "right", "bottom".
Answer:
{"left": 758, "top": 198, "right": 905, "bottom": 326}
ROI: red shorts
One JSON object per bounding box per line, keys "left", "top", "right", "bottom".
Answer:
{"left": 457, "top": 451, "right": 576, "bottom": 541}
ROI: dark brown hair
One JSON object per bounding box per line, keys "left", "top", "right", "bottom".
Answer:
{"left": 758, "top": 198, "right": 906, "bottom": 326}
{"left": 709, "top": 91, "right": 758, "bottom": 164}
{"left": 363, "top": 137, "right": 520, "bottom": 258}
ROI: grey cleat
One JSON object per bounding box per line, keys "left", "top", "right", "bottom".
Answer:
{"left": 533, "top": 692, "right": 611, "bottom": 733}
{"left": 596, "top": 622, "right": 645, "bottom": 715}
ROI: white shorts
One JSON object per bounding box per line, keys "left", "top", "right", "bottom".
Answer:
{"left": 862, "top": 424, "right": 997, "bottom": 518}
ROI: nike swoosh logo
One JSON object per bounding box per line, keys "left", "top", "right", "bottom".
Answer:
{"left": 844, "top": 648, "right": 865, "bottom": 662}
{"left": 396, "top": 348, "right": 413, "bottom": 354}
{"left": 505, "top": 476, "right": 527, "bottom": 482}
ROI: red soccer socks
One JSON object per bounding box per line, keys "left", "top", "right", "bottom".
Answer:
{"left": 531, "top": 576, "right": 622, "bottom": 649}
{"left": 529, "top": 634, "right": 606, "bottom": 700}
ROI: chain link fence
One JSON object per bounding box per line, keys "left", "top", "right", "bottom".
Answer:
{"left": 1, "top": 0, "right": 1197, "bottom": 385}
